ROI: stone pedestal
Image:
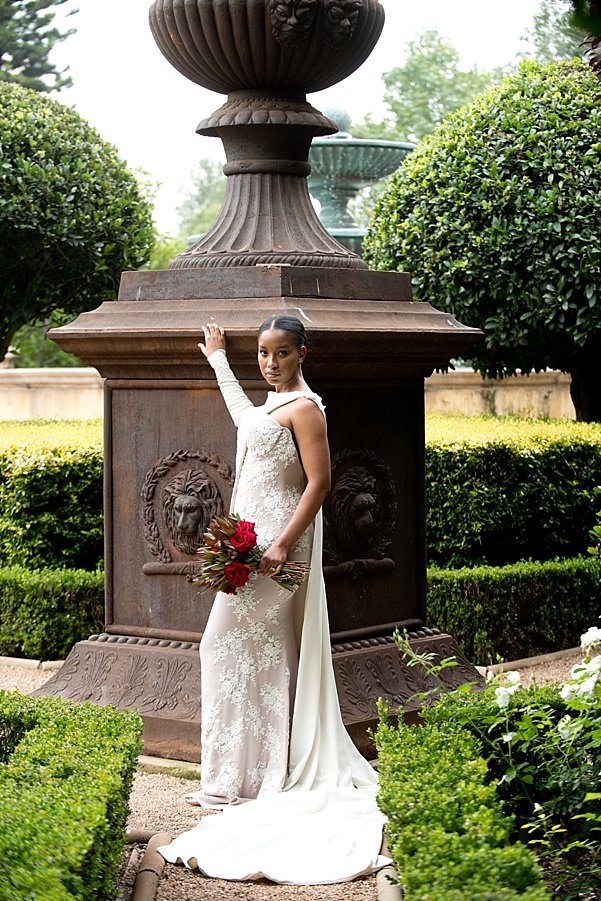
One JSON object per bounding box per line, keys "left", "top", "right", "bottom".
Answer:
{"left": 37, "top": 265, "right": 483, "bottom": 760}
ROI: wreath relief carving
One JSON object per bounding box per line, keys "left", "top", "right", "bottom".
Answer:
{"left": 141, "top": 449, "right": 234, "bottom": 576}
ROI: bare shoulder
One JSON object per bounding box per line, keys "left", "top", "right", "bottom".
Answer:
{"left": 290, "top": 396, "right": 326, "bottom": 427}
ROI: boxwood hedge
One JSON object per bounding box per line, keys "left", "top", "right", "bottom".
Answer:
{"left": 3, "top": 416, "right": 601, "bottom": 571}
{"left": 0, "top": 566, "right": 103, "bottom": 660}
{"left": 0, "top": 421, "right": 103, "bottom": 571}
{"left": 0, "top": 691, "right": 142, "bottom": 901}
{"left": 376, "top": 706, "right": 549, "bottom": 900}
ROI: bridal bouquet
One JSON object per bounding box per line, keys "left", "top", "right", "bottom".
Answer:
{"left": 194, "top": 512, "right": 310, "bottom": 595}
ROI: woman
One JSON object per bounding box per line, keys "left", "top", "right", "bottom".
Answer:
{"left": 158, "top": 316, "right": 388, "bottom": 884}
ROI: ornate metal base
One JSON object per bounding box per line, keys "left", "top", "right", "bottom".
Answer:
{"left": 33, "top": 628, "right": 483, "bottom": 761}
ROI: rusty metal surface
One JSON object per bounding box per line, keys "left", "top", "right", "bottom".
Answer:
{"left": 49, "top": 266, "right": 480, "bottom": 380}
{"left": 40, "top": 1, "right": 484, "bottom": 760}
{"left": 34, "top": 629, "right": 483, "bottom": 761}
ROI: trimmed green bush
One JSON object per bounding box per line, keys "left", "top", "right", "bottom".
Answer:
{"left": 425, "top": 415, "right": 601, "bottom": 567}
{"left": 0, "top": 691, "right": 142, "bottom": 901}
{"left": 376, "top": 706, "right": 549, "bottom": 900}
{"left": 0, "top": 427, "right": 103, "bottom": 570}
{"left": 0, "top": 566, "right": 104, "bottom": 660}
{"left": 428, "top": 556, "right": 601, "bottom": 663}
{"left": 3, "top": 416, "right": 601, "bottom": 572}
{"left": 364, "top": 59, "right": 601, "bottom": 422}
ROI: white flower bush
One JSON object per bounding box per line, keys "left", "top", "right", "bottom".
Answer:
{"left": 580, "top": 624, "right": 601, "bottom": 656}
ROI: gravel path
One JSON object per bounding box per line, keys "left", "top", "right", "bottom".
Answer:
{"left": 0, "top": 650, "right": 581, "bottom": 900}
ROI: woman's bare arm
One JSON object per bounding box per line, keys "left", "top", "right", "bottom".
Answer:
{"left": 258, "top": 399, "right": 330, "bottom": 574}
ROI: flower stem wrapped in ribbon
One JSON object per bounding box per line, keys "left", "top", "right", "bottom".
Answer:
{"left": 194, "top": 512, "right": 309, "bottom": 595}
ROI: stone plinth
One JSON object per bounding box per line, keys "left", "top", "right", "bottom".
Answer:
{"left": 35, "top": 265, "right": 483, "bottom": 760}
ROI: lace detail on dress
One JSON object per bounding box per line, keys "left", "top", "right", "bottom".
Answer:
{"left": 198, "top": 403, "right": 312, "bottom": 804}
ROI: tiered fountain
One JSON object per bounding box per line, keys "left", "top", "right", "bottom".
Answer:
{"left": 309, "top": 108, "right": 414, "bottom": 255}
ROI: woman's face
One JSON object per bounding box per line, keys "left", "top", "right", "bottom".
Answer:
{"left": 258, "top": 328, "right": 306, "bottom": 390}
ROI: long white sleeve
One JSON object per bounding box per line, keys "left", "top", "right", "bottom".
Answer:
{"left": 207, "top": 348, "right": 254, "bottom": 427}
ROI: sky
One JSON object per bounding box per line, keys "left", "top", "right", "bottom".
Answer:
{"left": 50, "top": 1, "right": 542, "bottom": 234}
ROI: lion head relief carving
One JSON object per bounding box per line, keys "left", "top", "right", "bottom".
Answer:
{"left": 324, "top": 448, "right": 396, "bottom": 565}
{"left": 163, "top": 468, "right": 223, "bottom": 556}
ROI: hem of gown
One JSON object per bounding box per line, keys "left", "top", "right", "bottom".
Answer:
{"left": 157, "top": 848, "right": 392, "bottom": 885}
{"left": 158, "top": 786, "right": 389, "bottom": 885}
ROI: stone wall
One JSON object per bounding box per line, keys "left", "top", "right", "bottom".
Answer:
{"left": 0, "top": 368, "right": 104, "bottom": 420}
{"left": 0, "top": 367, "right": 576, "bottom": 421}
{"left": 425, "top": 369, "right": 575, "bottom": 420}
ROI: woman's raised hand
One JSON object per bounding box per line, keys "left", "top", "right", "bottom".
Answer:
{"left": 199, "top": 322, "right": 226, "bottom": 358}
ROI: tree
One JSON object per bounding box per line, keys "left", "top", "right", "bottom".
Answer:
{"left": 0, "top": 82, "right": 155, "bottom": 360}
{"left": 520, "top": 0, "right": 587, "bottom": 61}
{"left": 364, "top": 59, "right": 601, "bottom": 422}
{"left": 352, "top": 30, "right": 505, "bottom": 144}
{"left": 177, "top": 157, "right": 226, "bottom": 240}
{"left": 0, "top": 0, "right": 76, "bottom": 92}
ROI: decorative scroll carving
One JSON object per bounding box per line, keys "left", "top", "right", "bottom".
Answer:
{"left": 323, "top": 448, "right": 396, "bottom": 566}
{"left": 141, "top": 449, "right": 233, "bottom": 570}
{"left": 323, "top": 0, "right": 362, "bottom": 46}
{"left": 69, "top": 650, "right": 117, "bottom": 703}
{"left": 140, "top": 657, "right": 199, "bottom": 720}
{"left": 270, "top": 0, "right": 318, "bottom": 46}
{"left": 109, "top": 655, "right": 149, "bottom": 707}
{"left": 333, "top": 634, "right": 485, "bottom": 722}
{"left": 336, "top": 658, "right": 373, "bottom": 716}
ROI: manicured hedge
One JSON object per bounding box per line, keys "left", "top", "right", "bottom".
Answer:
{"left": 0, "top": 566, "right": 104, "bottom": 660}
{"left": 2, "top": 417, "right": 601, "bottom": 571}
{"left": 425, "top": 416, "right": 601, "bottom": 567}
{"left": 0, "top": 691, "right": 142, "bottom": 901}
{"left": 427, "top": 556, "right": 601, "bottom": 663}
{"left": 376, "top": 707, "right": 549, "bottom": 900}
{"left": 0, "top": 421, "right": 103, "bottom": 571}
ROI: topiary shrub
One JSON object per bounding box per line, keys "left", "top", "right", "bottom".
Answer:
{"left": 364, "top": 59, "right": 601, "bottom": 422}
{"left": 0, "top": 81, "right": 155, "bottom": 359}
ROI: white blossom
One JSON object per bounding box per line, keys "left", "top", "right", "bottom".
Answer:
{"left": 557, "top": 715, "right": 576, "bottom": 741}
{"left": 577, "top": 674, "right": 598, "bottom": 697}
{"left": 495, "top": 686, "right": 512, "bottom": 709}
{"left": 505, "top": 671, "right": 522, "bottom": 686}
{"left": 560, "top": 682, "right": 576, "bottom": 701}
{"left": 581, "top": 626, "right": 601, "bottom": 656}
{"left": 502, "top": 731, "right": 517, "bottom": 743}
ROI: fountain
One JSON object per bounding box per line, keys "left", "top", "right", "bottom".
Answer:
{"left": 309, "top": 108, "right": 414, "bottom": 254}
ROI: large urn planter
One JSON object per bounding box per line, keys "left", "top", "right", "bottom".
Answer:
{"left": 148, "top": 0, "right": 385, "bottom": 269}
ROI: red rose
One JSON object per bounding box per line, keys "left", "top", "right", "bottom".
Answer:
{"left": 237, "top": 520, "right": 256, "bottom": 534}
{"left": 224, "top": 561, "right": 252, "bottom": 589}
{"left": 222, "top": 583, "right": 237, "bottom": 595}
{"left": 230, "top": 522, "right": 257, "bottom": 552}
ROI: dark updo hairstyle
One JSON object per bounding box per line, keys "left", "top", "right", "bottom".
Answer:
{"left": 258, "top": 315, "right": 307, "bottom": 350}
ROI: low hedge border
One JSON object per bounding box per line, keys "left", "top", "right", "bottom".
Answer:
{"left": 0, "top": 566, "right": 104, "bottom": 660}
{"left": 2, "top": 417, "right": 601, "bottom": 572}
{"left": 425, "top": 424, "right": 601, "bottom": 568}
{"left": 0, "top": 691, "right": 142, "bottom": 901}
{"left": 427, "top": 556, "right": 601, "bottom": 664}
{"left": 375, "top": 706, "right": 549, "bottom": 900}
{"left": 1, "top": 556, "right": 598, "bottom": 663}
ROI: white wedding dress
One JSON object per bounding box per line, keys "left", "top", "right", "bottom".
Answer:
{"left": 158, "top": 350, "right": 388, "bottom": 884}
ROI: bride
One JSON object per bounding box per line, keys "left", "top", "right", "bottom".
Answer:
{"left": 158, "top": 315, "right": 388, "bottom": 884}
